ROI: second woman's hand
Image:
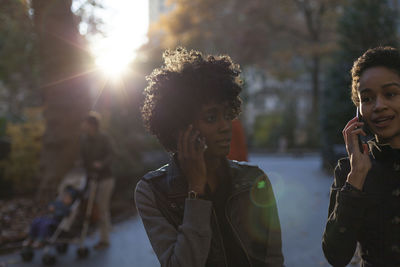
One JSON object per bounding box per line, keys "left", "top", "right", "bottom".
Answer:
{"left": 177, "top": 125, "right": 208, "bottom": 195}
{"left": 342, "top": 116, "right": 372, "bottom": 190}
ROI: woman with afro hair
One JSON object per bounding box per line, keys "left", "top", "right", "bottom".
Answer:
{"left": 135, "top": 47, "right": 284, "bottom": 267}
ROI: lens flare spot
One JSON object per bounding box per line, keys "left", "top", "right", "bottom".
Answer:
{"left": 250, "top": 174, "right": 273, "bottom": 208}
{"left": 257, "top": 180, "right": 266, "bottom": 189}
{"left": 246, "top": 171, "right": 286, "bottom": 242}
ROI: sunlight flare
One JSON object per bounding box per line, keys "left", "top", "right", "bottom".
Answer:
{"left": 95, "top": 45, "right": 132, "bottom": 78}
{"left": 89, "top": 0, "right": 149, "bottom": 79}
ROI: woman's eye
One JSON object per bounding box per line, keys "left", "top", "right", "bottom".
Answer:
{"left": 360, "top": 96, "right": 370, "bottom": 103}
{"left": 386, "top": 92, "right": 397, "bottom": 98}
{"left": 205, "top": 115, "right": 216, "bottom": 123}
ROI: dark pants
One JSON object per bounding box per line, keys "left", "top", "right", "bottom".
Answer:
{"left": 29, "top": 217, "right": 57, "bottom": 241}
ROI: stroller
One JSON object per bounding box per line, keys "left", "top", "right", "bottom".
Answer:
{"left": 20, "top": 168, "right": 99, "bottom": 265}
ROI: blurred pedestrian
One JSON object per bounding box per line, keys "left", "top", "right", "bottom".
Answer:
{"left": 322, "top": 46, "right": 400, "bottom": 266}
{"left": 135, "top": 47, "right": 284, "bottom": 267}
{"left": 81, "top": 112, "right": 114, "bottom": 250}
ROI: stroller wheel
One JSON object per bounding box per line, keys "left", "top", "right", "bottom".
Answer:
{"left": 56, "top": 243, "right": 68, "bottom": 254}
{"left": 42, "top": 253, "right": 56, "bottom": 265}
{"left": 77, "top": 247, "right": 89, "bottom": 258}
{"left": 20, "top": 247, "right": 34, "bottom": 262}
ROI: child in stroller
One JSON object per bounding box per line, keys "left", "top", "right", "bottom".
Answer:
{"left": 23, "top": 186, "right": 78, "bottom": 248}
{"left": 21, "top": 167, "right": 97, "bottom": 265}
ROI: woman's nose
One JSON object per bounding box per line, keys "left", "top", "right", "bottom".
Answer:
{"left": 218, "top": 116, "right": 231, "bottom": 132}
{"left": 373, "top": 95, "right": 388, "bottom": 111}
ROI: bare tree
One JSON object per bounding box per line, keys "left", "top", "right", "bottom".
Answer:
{"left": 291, "top": 0, "right": 342, "bottom": 143}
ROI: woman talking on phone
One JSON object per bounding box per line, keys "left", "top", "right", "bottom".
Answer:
{"left": 322, "top": 46, "right": 400, "bottom": 267}
{"left": 135, "top": 47, "right": 284, "bottom": 267}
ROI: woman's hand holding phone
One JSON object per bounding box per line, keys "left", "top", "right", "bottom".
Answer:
{"left": 342, "top": 116, "right": 372, "bottom": 190}
{"left": 178, "top": 125, "right": 208, "bottom": 195}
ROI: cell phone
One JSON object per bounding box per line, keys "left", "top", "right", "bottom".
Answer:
{"left": 196, "top": 136, "right": 207, "bottom": 150}
{"left": 356, "top": 107, "right": 371, "bottom": 152}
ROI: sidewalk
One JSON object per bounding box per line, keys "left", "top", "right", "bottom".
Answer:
{"left": 0, "top": 216, "right": 158, "bottom": 267}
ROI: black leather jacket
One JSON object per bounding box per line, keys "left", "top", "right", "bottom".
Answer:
{"left": 322, "top": 141, "right": 400, "bottom": 267}
{"left": 136, "top": 157, "right": 284, "bottom": 267}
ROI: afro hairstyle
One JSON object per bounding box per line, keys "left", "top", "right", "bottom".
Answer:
{"left": 141, "top": 47, "right": 243, "bottom": 151}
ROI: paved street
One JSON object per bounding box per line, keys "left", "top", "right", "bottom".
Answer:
{"left": 250, "top": 154, "right": 332, "bottom": 267}
{"left": 1, "top": 154, "right": 337, "bottom": 267}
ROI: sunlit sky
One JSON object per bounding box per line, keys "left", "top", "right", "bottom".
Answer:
{"left": 77, "top": 0, "right": 149, "bottom": 77}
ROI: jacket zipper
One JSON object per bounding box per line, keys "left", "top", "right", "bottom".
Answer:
{"left": 226, "top": 190, "right": 253, "bottom": 267}
{"left": 212, "top": 207, "right": 228, "bottom": 267}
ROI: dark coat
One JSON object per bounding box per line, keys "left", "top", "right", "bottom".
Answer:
{"left": 80, "top": 132, "right": 113, "bottom": 181}
{"left": 135, "top": 157, "right": 284, "bottom": 267}
{"left": 322, "top": 141, "right": 400, "bottom": 267}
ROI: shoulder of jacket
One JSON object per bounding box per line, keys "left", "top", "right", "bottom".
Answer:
{"left": 142, "top": 164, "right": 169, "bottom": 181}
{"left": 229, "top": 160, "right": 259, "bottom": 169}
{"left": 229, "top": 160, "right": 264, "bottom": 177}
{"left": 337, "top": 157, "right": 350, "bottom": 165}
{"left": 333, "top": 157, "right": 350, "bottom": 188}
{"left": 335, "top": 157, "right": 351, "bottom": 173}
{"left": 228, "top": 160, "right": 269, "bottom": 186}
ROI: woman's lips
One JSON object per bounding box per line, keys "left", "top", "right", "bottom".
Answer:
{"left": 215, "top": 139, "right": 231, "bottom": 146}
{"left": 372, "top": 115, "right": 395, "bottom": 128}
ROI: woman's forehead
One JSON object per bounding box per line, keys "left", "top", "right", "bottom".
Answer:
{"left": 200, "top": 101, "right": 230, "bottom": 112}
{"left": 358, "top": 66, "right": 400, "bottom": 90}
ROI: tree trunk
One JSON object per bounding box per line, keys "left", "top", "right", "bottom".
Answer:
{"left": 311, "top": 54, "right": 320, "bottom": 116}
{"left": 32, "top": 0, "right": 90, "bottom": 201}
{"left": 307, "top": 53, "right": 321, "bottom": 147}
{"left": 295, "top": 0, "right": 324, "bottom": 147}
